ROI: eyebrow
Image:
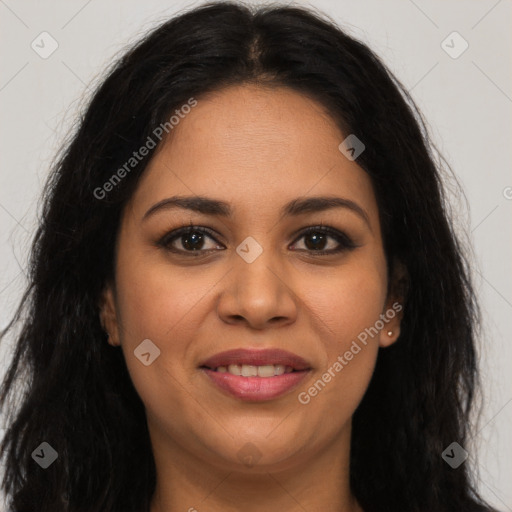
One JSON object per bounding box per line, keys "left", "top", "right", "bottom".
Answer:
{"left": 143, "top": 195, "right": 371, "bottom": 227}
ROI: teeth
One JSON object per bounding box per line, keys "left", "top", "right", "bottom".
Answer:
{"left": 216, "top": 364, "right": 295, "bottom": 376}
{"left": 273, "top": 365, "right": 285, "bottom": 376}
{"left": 241, "top": 365, "right": 258, "bottom": 377}
{"left": 257, "top": 365, "right": 276, "bottom": 377}
{"left": 227, "top": 364, "right": 240, "bottom": 376}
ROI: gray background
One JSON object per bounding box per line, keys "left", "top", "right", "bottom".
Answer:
{"left": 1, "top": 0, "right": 511, "bottom": 509}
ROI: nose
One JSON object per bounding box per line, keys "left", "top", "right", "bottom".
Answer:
{"left": 216, "top": 248, "right": 299, "bottom": 330}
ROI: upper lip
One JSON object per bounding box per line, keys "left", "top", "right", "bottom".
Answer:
{"left": 200, "top": 348, "right": 311, "bottom": 371}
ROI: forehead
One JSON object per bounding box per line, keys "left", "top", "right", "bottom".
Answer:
{"left": 128, "top": 84, "right": 377, "bottom": 223}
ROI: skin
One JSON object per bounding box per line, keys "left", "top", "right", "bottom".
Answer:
{"left": 100, "top": 84, "right": 403, "bottom": 512}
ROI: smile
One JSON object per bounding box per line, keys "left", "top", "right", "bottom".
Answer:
{"left": 198, "top": 347, "right": 312, "bottom": 401}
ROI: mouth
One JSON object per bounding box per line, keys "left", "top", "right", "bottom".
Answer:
{"left": 198, "top": 348, "right": 312, "bottom": 401}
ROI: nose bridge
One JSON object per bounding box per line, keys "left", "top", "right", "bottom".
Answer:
{"left": 217, "top": 234, "right": 298, "bottom": 328}
{"left": 237, "top": 241, "right": 282, "bottom": 294}
{"left": 234, "top": 235, "right": 288, "bottom": 304}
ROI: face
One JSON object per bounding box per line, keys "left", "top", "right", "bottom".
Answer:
{"left": 100, "top": 84, "right": 402, "bottom": 474}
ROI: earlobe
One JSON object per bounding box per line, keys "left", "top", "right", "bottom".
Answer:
{"left": 379, "top": 260, "right": 407, "bottom": 348}
{"left": 98, "top": 283, "right": 120, "bottom": 347}
{"left": 379, "top": 321, "right": 401, "bottom": 348}
{"left": 378, "top": 300, "right": 403, "bottom": 347}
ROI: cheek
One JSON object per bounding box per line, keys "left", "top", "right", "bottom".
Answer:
{"left": 115, "top": 252, "right": 217, "bottom": 344}
{"left": 113, "top": 253, "right": 207, "bottom": 397}
{"left": 297, "top": 255, "right": 387, "bottom": 413}
{"left": 303, "top": 253, "right": 387, "bottom": 342}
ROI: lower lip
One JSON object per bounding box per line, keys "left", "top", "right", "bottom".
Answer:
{"left": 200, "top": 368, "right": 310, "bottom": 401}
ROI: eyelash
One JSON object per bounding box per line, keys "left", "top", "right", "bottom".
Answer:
{"left": 156, "top": 222, "right": 358, "bottom": 257}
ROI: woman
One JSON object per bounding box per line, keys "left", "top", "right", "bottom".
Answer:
{"left": 0, "top": 2, "right": 499, "bottom": 511}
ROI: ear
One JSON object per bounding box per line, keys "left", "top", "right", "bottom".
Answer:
{"left": 378, "top": 260, "right": 408, "bottom": 348}
{"left": 98, "top": 282, "right": 121, "bottom": 347}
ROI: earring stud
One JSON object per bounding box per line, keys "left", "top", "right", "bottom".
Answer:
{"left": 387, "top": 331, "right": 393, "bottom": 336}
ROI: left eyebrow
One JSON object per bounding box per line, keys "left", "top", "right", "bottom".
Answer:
{"left": 282, "top": 196, "right": 370, "bottom": 228}
{"left": 142, "top": 195, "right": 371, "bottom": 228}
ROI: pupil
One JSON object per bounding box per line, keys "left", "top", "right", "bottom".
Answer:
{"left": 183, "top": 232, "right": 204, "bottom": 250}
{"left": 305, "top": 232, "right": 326, "bottom": 250}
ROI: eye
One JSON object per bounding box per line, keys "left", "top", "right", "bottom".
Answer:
{"left": 157, "top": 225, "right": 224, "bottom": 255}
{"left": 290, "top": 225, "right": 357, "bottom": 255}
{"left": 157, "top": 223, "right": 358, "bottom": 257}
